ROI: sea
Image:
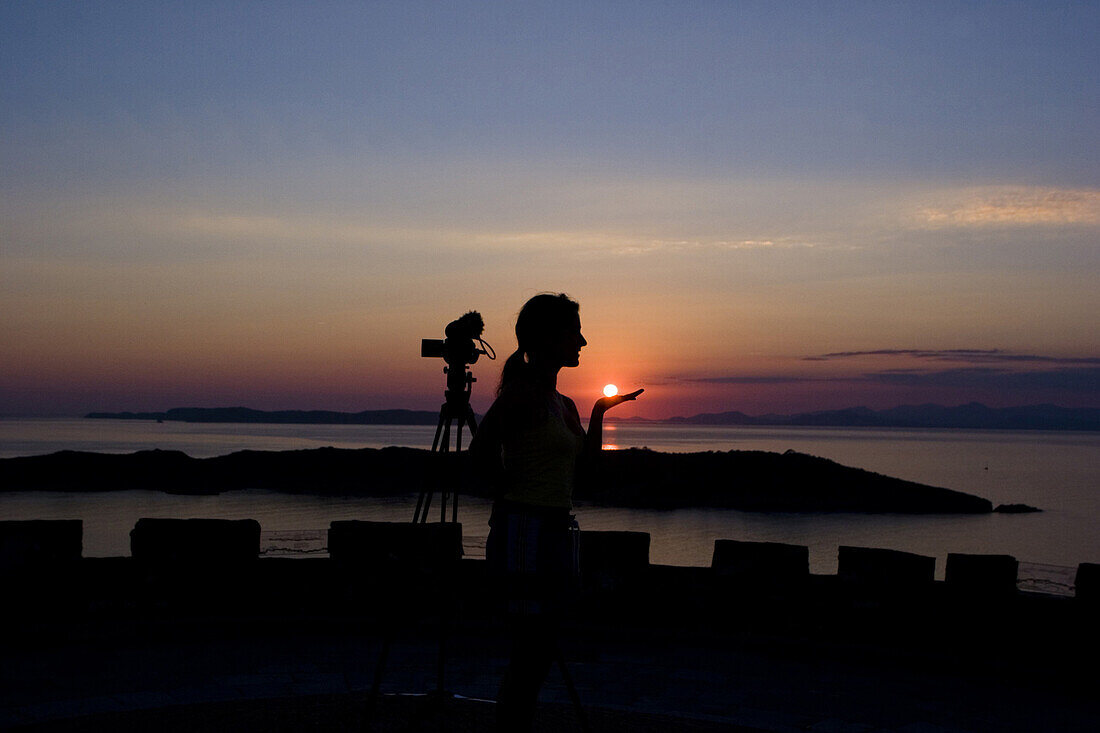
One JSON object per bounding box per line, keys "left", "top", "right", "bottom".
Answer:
{"left": 2, "top": 418, "right": 1097, "bottom": 597}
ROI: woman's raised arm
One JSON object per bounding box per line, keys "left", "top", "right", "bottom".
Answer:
{"left": 583, "top": 389, "right": 643, "bottom": 458}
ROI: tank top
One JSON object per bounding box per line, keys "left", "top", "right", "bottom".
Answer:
{"left": 499, "top": 392, "right": 585, "bottom": 509}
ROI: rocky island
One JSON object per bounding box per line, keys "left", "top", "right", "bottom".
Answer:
{"left": 0, "top": 446, "right": 995, "bottom": 513}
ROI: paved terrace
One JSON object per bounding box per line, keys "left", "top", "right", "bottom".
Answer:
{"left": 4, "top": 604, "right": 1098, "bottom": 733}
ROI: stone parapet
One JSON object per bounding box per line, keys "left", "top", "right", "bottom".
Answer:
{"left": 130, "top": 518, "right": 260, "bottom": 565}
{"left": 945, "top": 552, "right": 1019, "bottom": 597}
{"left": 1075, "top": 562, "right": 1099, "bottom": 603}
{"left": 3, "top": 519, "right": 1094, "bottom": 621}
{"left": 712, "top": 539, "right": 809, "bottom": 587}
{"left": 837, "top": 545, "right": 936, "bottom": 591}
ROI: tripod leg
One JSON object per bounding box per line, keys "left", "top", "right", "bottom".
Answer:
{"left": 414, "top": 405, "right": 450, "bottom": 522}
{"left": 453, "top": 405, "right": 479, "bottom": 524}
{"left": 414, "top": 489, "right": 432, "bottom": 524}
{"left": 431, "top": 404, "right": 447, "bottom": 452}
{"left": 413, "top": 485, "right": 427, "bottom": 524}
{"left": 438, "top": 417, "right": 453, "bottom": 522}
{"left": 450, "top": 422, "right": 464, "bottom": 523}
{"left": 556, "top": 646, "right": 592, "bottom": 733}
{"left": 440, "top": 412, "right": 453, "bottom": 453}
{"left": 425, "top": 416, "right": 455, "bottom": 523}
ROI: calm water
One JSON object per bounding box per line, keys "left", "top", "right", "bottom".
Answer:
{"left": 1, "top": 418, "right": 1097, "bottom": 593}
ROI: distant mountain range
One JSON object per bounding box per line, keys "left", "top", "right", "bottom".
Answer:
{"left": 656, "top": 402, "right": 1100, "bottom": 431}
{"left": 85, "top": 403, "right": 1100, "bottom": 431}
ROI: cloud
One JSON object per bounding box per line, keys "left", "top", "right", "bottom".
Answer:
{"left": 914, "top": 187, "right": 1100, "bottom": 228}
{"left": 864, "top": 366, "right": 1100, "bottom": 393}
{"left": 808, "top": 349, "right": 1100, "bottom": 365}
{"left": 180, "top": 214, "right": 293, "bottom": 238}
{"left": 482, "top": 232, "right": 817, "bottom": 255}
{"left": 671, "top": 349, "right": 1100, "bottom": 397}
{"left": 673, "top": 366, "right": 1100, "bottom": 395}
{"left": 8, "top": 193, "right": 823, "bottom": 259}
{"left": 677, "top": 375, "right": 818, "bottom": 385}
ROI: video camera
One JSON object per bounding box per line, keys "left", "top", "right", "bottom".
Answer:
{"left": 421, "top": 311, "right": 495, "bottom": 367}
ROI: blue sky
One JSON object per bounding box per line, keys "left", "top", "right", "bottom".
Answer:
{"left": 2, "top": 1, "right": 1097, "bottom": 417}
{"left": 5, "top": 2, "right": 1096, "bottom": 183}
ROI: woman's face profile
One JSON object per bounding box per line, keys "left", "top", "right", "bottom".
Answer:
{"left": 552, "top": 313, "right": 587, "bottom": 369}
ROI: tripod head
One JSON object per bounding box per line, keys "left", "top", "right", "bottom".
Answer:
{"left": 444, "top": 362, "right": 475, "bottom": 409}
{"left": 422, "top": 309, "right": 496, "bottom": 411}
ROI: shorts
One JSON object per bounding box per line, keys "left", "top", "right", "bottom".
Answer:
{"left": 486, "top": 500, "right": 580, "bottom": 617}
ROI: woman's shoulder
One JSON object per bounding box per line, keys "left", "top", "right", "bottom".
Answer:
{"left": 557, "top": 392, "right": 581, "bottom": 416}
{"left": 556, "top": 393, "right": 585, "bottom": 435}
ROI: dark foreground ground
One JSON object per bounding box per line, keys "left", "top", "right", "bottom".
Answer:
{"left": 4, "top": 605, "right": 1098, "bottom": 733}
{"left": 3, "top": 535, "right": 1097, "bottom": 733}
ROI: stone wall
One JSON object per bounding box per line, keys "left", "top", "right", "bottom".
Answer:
{"left": 1, "top": 519, "right": 1094, "bottom": 615}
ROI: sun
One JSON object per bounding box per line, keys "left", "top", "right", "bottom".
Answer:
{"left": 603, "top": 384, "right": 618, "bottom": 398}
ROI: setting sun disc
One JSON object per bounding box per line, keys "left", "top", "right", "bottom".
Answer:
{"left": 603, "top": 384, "right": 618, "bottom": 397}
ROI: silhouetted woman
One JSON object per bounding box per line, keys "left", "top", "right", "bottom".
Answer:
{"left": 470, "top": 292, "right": 641, "bottom": 732}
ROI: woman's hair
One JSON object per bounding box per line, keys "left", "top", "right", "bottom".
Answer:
{"left": 497, "top": 292, "right": 580, "bottom": 395}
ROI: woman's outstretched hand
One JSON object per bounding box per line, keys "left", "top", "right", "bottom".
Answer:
{"left": 586, "top": 389, "right": 644, "bottom": 458}
{"left": 594, "top": 388, "right": 644, "bottom": 414}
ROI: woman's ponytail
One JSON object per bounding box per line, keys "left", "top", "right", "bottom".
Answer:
{"left": 497, "top": 348, "right": 528, "bottom": 395}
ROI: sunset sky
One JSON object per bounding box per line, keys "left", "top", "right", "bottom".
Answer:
{"left": 2, "top": 2, "right": 1097, "bottom": 419}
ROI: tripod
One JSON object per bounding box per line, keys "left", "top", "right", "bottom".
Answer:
{"left": 413, "top": 363, "right": 478, "bottom": 524}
